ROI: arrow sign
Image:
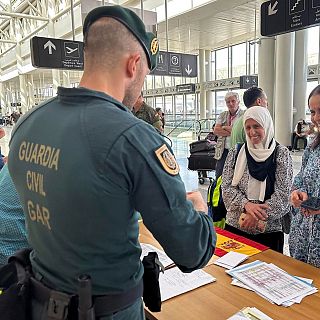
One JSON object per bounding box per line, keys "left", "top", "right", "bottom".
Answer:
{"left": 44, "top": 40, "right": 56, "bottom": 55}
{"left": 268, "top": 1, "right": 278, "bottom": 15}
{"left": 185, "top": 65, "right": 192, "bottom": 75}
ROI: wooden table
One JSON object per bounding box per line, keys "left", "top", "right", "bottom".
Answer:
{"left": 139, "top": 223, "right": 320, "bottom": 320}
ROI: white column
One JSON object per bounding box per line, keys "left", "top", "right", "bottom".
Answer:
{"left": 274, "top": 33, "right": 295, "bottom": 146}
{"left": 62, "top": 70, "right": 70, "bottom": 87}
{"left": 258, "top": 37, "right": 276, "bottom": 118}
{"left": 0, "top": 82, "right": 5, "bottom": 114}
{"left": 205, "top": 50, "right": 213, "bottom": 118}
{"left": 199, "top": 49, "right": 206, "bottom": 119}
{"left": 28, "top": 74, "right": 35, "bottom": 109}
{"left": 293, "top": 29, "right": 308, "bottom": 124}
{"left": 16, "top": 43, "right": 28, "bottom": 114}
{"left": 18, "top": 74, "right": 28, "bottom": 114}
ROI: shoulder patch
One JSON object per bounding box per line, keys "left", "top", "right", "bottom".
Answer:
{"left": 155, "top": 144, "right": 179, "bottom": 175}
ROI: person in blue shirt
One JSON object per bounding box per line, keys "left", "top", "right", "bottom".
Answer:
{"left": 0, "top": 164, "right": 28, "bottom": 266}
{"left": 8, "top": 5, "right": 216, "bottom": 319}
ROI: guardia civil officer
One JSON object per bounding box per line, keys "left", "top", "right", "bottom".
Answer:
{"left": 8, "top": 5, "right": 216, "bottom": 319}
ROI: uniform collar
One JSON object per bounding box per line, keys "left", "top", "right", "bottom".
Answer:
{"left": 57, "top": 87, "right": 131, "bottom": 113}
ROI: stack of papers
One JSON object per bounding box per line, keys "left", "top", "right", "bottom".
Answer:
{"left": 228, "top": 307, "right": 273, "bottom": 320}
{"left": 140, "top": 243, "right": 174, "bottom": 269}
{"left": 214, "top": 251, "right": 248, "bottom": 269}
{"left": 227, "top": 260, "right": 318, "bottom": 306}
{"left": 159, "top": 267, "right": 216, "bottom": 301}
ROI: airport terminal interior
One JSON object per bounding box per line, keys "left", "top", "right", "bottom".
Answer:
{"left": 0, "top": 0, "right": 320, "bottom": 319}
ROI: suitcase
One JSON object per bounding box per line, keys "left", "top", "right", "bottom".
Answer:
{"left": 187, "top": 151, "right": 216, "bottom": 171}
{"left": 189, "top": 139, "right": 215, "bottom": 154}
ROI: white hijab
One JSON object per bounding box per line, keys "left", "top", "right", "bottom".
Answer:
{"left": 231, "top": 106, "right": 276, "bottom": 201}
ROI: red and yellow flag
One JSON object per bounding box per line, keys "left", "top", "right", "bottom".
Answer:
{"left": 214, "top": 227, "right": 269, "bottom": 257}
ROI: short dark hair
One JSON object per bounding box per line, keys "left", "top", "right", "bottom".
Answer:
{"left": 243, "top": 87, "right": 265, "bottom": 108}
{"left": 308, "top": 85, "right": 320, "bottom": 149}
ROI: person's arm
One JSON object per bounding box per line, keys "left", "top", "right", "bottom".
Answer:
{"left": 264, "top": 146, "right": 293, "bottom": 220}
{"left": 213, "top": 124, "right": 231, "bottom": 136}
{"left": 111, "top": 124, "right": 216, "bottom": 272}
{"left": 221, "top": 147, "right": 249, "bottom": 217}
{"left": 213, "top": 112, "right": 231, "bottom": 137}
{"left": 0, "top": 127, "right": 5, "bottom": 139}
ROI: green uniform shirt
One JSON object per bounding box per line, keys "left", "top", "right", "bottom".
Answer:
{"left": 134, "top": 102, "right": 163, "bottom": 131}
{"left": 8, "top": 87, "right": 215, "bottom": 295}
{"left": 230, "top": 115, "right": 246, "bottom": 148}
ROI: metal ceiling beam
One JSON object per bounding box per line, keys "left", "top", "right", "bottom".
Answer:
{"left": 0, "top": 11, "right": 49, "bottom": 21}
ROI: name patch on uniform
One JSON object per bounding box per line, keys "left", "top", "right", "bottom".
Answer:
{"left": 155, "top": 144, "right": 179, "bottom": 175}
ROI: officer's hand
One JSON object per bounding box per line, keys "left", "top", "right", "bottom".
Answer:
{"left": 291, "top": 190, "right": 308, "bottom": 208}
{"left": 186, "top": 191, "right": 208, "bottom": 213}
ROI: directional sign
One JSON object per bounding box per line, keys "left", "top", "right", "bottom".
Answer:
{"left": 176, "top": 84, "right": 196, "bottom": 93}
{"left": 261, "top": 0, "right": 320, "bottom": 37}
{"left": 151, "top": 51, "right": 197, "bottom": 77}
{"left": 31, "top": 36, "right": 84, "bottom": 70}
{"left": 239, "top": 75, "right": 258, "bottom": 89}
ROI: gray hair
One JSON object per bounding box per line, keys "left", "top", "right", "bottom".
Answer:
{"left": 225, "top": 91, "right": 239, "bottom": 101}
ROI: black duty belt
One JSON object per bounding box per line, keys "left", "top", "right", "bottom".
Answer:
{"left": 30, "top": 277, "right": 143, "bottom": 318}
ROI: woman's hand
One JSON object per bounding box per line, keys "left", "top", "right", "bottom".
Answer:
{"left": 244, "top": 202, "right": 269, "bottom": 221}
{"left": 240, "top": 213, "right": 258, "bottom": 230}
{"left": 302, "top": 208, "right": 320, "bottom": 217}
{"left": 290, "top": 190, "right": 308, "bottom": 208}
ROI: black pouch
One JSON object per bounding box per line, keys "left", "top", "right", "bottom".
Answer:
{"left": 142, "top": 252, "right": 164, "bottom": 312}
{"left": 0, "top": 248, "right": 32, "bottom": 320}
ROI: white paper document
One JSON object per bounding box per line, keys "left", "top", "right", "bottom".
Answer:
{"left": 140, "top": 243, "right": 174, "bottom": 269}
{"left": 228, "top": 307, "right": 274, "bottom": 320}
{"left": 159, "top": 267, "right": 216, "bottom": 301}
{"left": 214, "top": 251, "right": 248, "bottom": 269}
{"left": 227, "top": 261, "right": 317, "bottom": 306}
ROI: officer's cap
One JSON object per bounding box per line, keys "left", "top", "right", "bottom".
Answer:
{"left": 83, "top": 5, "right": 159, "bottom": 70}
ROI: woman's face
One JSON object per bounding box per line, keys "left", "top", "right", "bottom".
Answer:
{"left": 309, "top": 94, "right": 320, "bottom": 129}
{"left": 245, "top": 118, "right": 265, "bottom": 145}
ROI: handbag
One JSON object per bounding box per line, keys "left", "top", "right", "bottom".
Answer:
{"left": 282, "top": 208, "right": 292, "bottom": 234}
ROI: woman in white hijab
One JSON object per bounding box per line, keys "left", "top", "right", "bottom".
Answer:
{"left": 221, "top": 106, "right": 293, "bottom": 252}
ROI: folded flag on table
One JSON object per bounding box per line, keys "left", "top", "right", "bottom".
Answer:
{"left": 214, "top": 227, "right": 268, "bottom": 257}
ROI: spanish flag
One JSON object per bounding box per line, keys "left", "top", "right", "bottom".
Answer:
{"left": 214, "top": 227, "right": 269, "bottom": 257}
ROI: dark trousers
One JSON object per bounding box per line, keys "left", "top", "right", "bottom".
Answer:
{"left": 225, "top": 224, "right": 284, "bottom": 253}
{"left": 291, "top": 133, "right": 307, "bottom": 150}
{"left": 215, "top": 148, "right": 229, "bottom": 178}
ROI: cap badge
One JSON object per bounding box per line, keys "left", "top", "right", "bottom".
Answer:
{"left": 150, "top": 38, "right": 159, "bottom": 55}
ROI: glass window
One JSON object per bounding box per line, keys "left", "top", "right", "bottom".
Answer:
{"left": 164, "top": 76, "right": 172, "bottom": 87}
{"left": 186, "top": 94, "right": 196, "bottom": 120}
{"left": 216, "top": 48, "right": 228, "bottom": 80}
{"left": 215, "top": 90, "right": 228, "bottom": 116}
{"left": 145, "top": 75, "right": 153, "bottom": 90}
{"left": 232, "top": 43, "right": 247, "bottom": 77}
{"left": 154, "top": 75, "right": 163, "bottom": 89}
{"left": 307, "top": 27, "right": 319, "bottom": 65}
{"left": 155, "top": 96, "right": 164, "bottom": 110}
{"left": 249, "top": 41, "right": 259, "bottom": 75}
{"left": 175, "top": 94, "right": 184, "bottom": 121}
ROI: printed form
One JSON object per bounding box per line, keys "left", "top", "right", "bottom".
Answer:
{"left": 228, "top": 261, "right": 316, "bottom": 305}
{"left": 159, "top": 267, "right": 216, "bottom": 301}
